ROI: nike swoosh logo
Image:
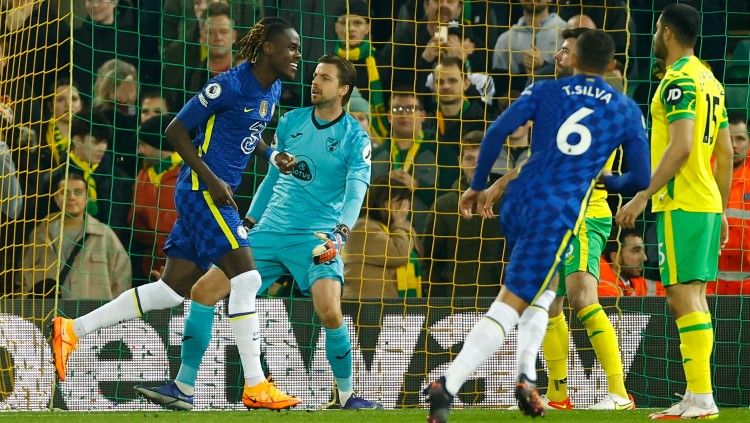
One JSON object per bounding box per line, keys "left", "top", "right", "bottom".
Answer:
{"left": 244, "top": 107, "right": 254, "bottom": 112}
{"left": 291, "top": 132, "right": 303, "bottom": 138}
{"left": 182, "top": 335, "right": 193, "bottom": 342}
{"left": 335, "top": 349, "right": 351, "bottom": 360}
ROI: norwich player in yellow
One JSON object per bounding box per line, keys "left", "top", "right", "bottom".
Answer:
{"left": 617, "top": 3, "right": 732, "bottom": 420}
{"left": 540, "top": 26, "right": 634, "bottom": 411}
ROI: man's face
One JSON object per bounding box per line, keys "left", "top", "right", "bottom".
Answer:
{"left": 53, "top": 85, "right": 82, "bottom": 121}
{"left": 521, "top": 0, "right": 548, "bottom": 14}
{"left": 434, "top": 63, "right": 466, "bottom": 106}
{"left": 388, "top": 95, "right": 424, "bottom": 139}
{"left": 74, "top": 135, "right": 107, "bottom": 164}
{"left": 424, "top": 0, "right": 462, "bottom": 23}
{"left": 54, "top": 179, "right": 88, "bottom": 218}
{"left": 334, "top": 14, "right": 369, "bottom": 47}
{"left": 85, "top": 0, "right": 117, "bottom": 25}
{"left": 138, "top": 141, "right": 163, "bottom": 159}
{"left": 267, "top": 29, "right": 301, "bottom": 81}
{"left": 616, "top": 235, "right": 647, "bottom": 279}
{"left": 201, "top": 15, "right": 236, "bottom": 57}
{"left": 140, "top": 97, "right": 168, "bottom": 123}
{"left": 555, "top": 37, "right": 576, "bottom": 76}
{"left": 460, "top": 146, "right": 479, "bottom": 183}
{"left": 653, "top": 16, "right": 667, "bottom": 61}
{"left": 114, "top": 78, "right": 137, "bottom": 107}
{"left": 730, "top": 121, "right": 749, "bottom": 167}
{"left": 311, "top": 62, "right": 346, "bottom": 105}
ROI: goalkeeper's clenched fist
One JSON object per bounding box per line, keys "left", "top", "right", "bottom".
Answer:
{"left": 312, "top": 223, "right": 351, "bottom": 264}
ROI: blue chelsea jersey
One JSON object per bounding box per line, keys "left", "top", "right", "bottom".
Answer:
{"left": 175, "top": 61, "right": 281, "bottom": 191}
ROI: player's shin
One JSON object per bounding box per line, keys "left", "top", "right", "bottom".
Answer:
{"left": 517, "top": 290, "right": 556, "bottom": 381}
{"left": 578, "top": 303, "right": 627, "bottom": 398}
{"left": 325, "top": 323, "right": 353, "bottom": 403}
{"left": 175, "top": 301, "right": 215, "bottom": 395}
{"left": 543, "top": 312, "right": 570, "bottom": 402}
{"left": 73, "top": 279, "right": 183, "bottom": 338}
{"left": 444, "top": 300, "right": 520, "bottom": 396}
{"left": 228, "top": 270, "right": 265, "bottom": 387}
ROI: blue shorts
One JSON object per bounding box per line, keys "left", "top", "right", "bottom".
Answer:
{"left": 500, "top": 194, "right": 578, "bottom": 304}
{"left": 163, "top": 190, "right": 250, "bottom": 271}
{"left": 249, "top": 229, "right": 344, "bottom": 296}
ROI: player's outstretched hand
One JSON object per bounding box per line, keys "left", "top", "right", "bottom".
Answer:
{"left": 207, "top": 175, "right": 237, "bottom": 210}
{"left": 615, "top": 191, "right": 648, "bottom": 228}
{"left": 459, "top": 188, "right": 481, "bottom": 219}
{"left": 312, "top": 224, "right": 350, "bottom": 264}
{"left": 481, "top": 178, "right": 510, "bottom": 218}
{"left": 274, "top": 152, "right": 296, "bottom": 174}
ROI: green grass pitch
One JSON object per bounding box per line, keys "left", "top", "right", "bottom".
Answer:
{"left": 3, "top": 409, "right": 750, "bottom": 422}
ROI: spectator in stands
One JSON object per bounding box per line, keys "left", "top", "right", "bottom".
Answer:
{"left": 129, "top": 115, "right": 181, "bottom": 286}
{"left": 19, "top": 169, "right": 131, "bottom": 300}
{"left": 424, "top": 21, "right": 496, "bottom": 107}
{"left": 599, "top": 228, "right": 664, "bottom": 297}
{"left": 716, "top": 112, "right": 750, "bottom": 295}
{"left": 40, "top": 79, "right": 83, "bottom": 169}
{"left": 0, "top": 135, "right": 22, "bottom": 222}
{"left": 68, "top": 112, "right": 133, "bottom": 249}
{"left": 343, "top": 175, "right": 421, "bottom": 299}
{"left": 331, "top": 0, "right": 390, "bottom": 142}
{"left": 492, "top": 0, "right": 566, "bottom": 104}
{"left": 423, "top": 130, "right": 504, "bottom": 299}
{"left": 163, "top": 0, "right": 259, "bottom": 48}
{"left": 432, "top": 56, "right": 491, "bottom": 191}
{"left": 491, "top": 120, "right": 530, "bottom": 178}
{"left": 92, "top": 59, "right": 139, "bottom": 178}
{"left": 567, "top": 13, "right": 596, "bottom": 30}
{"left": 372, "top": 89, "right": 437, "bottom": 232}
{"left": 347, "top": 88, "right": 376, "bottom": 147}
{"left": 73, "top": 0, "right": 139, "bottom": 103}
{"left": 386, "top": 0, "right": 495, "bottom": 92}
{"left": 163, "top": 1, "right": 236, "bottom": 110}
{"left": 1, "top": 1, "right": 70, "bottom": 123}
{"left": 140, "top": 90, "right": 170, "bottom": 124}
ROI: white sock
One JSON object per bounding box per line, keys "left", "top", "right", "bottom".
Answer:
{"left": 228, "top": 270, "right": 265, "bottom": 387}
{"left": 73, "top": 280, "right": 184, "bottom": 337}
{"left": 516, "top": 290, "right": 555, "bottom": 381}
{"left": 444, "top": 301, "right": 520, "bottom": 396}
{"left": 338, "top": 389, "right": 353, "bottom": 406}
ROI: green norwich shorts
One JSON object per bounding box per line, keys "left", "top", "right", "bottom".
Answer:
{"left": 657, "top": 210, "right": 721, "bottom": 286}
{"left": 557, "top": 216, "right": 612, "bottom": 296}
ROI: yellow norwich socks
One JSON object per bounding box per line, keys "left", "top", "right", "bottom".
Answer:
{"left": 543, "top": 313, "right": 569, "bottom": 401}
{"left": 578, "top": 303, "right": 628, "bottom": 399}
{"left": 676, "top": 311, "right": 714, "bottom": 394}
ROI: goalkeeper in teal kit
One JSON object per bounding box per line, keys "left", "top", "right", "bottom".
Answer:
{"left": 151, "top": 55, "right": 381, "bottom": 410}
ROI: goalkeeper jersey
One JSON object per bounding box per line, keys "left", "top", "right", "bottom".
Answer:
{"left": 249, "top": 107, "right": 372, "bottom": 233}
{"left": 650, "top": 55, "right": 728, "bottom": 213}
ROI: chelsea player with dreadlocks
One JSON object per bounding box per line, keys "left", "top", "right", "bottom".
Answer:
{"left": 52, "top": 17, "right": 301, "bottom": 411}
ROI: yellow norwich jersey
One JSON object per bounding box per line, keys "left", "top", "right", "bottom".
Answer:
{"left": 650, "top": 55, "right": 728, "bottom": 213}
{"left": 585, "top": 152, "right": 616, "bottom": 218}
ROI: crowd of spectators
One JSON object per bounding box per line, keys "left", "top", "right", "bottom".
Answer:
{"left": 0, "top": 0, "right": 748, "bottom": 300}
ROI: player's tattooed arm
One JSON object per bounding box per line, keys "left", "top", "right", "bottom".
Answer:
{"left": 255, "top": 140, "right": 296, "bottom": 174}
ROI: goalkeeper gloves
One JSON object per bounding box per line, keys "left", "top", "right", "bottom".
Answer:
{"left": 312, "top": 223, "right": 350, "bottom": 265}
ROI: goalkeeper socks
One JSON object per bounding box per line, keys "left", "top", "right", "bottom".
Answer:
{"left": 228, "top": 270, "right": 265, "bottom": 387}
{"left": 677, "top": 311, "right": 714, "bottom": 397}
{"left": 325, "top": 324, "right": 353, "bottom": 400}
{"left": 73, "top": 279, "right": 183, "bottom": 337}
{"left": 517, "top": 290, "right": 555, "bottom": 381}
{"left": 444, "top": 300, "right": 519, "bottom": 396}
{"left": 578, "top": 303, "right": 628, "bottom": 399}
{"left": 175, "top": 300, "right": 215, "bottom": 395}
{"left": 543, "top": 312, "right": 570, "bottom": 401}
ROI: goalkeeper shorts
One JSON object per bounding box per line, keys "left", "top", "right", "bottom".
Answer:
{"left": 250, "top": 229, "right": 344, "bottom": 296}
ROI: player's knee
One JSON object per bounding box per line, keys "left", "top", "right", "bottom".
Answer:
{"left": 548, "top": 296, "right": 564, "bottom": 317}
{"left": 316, "top": 307, "right": 343, "bottom": 328}
{"left": 190, "top": 281, "right": 220, "bottom": 306}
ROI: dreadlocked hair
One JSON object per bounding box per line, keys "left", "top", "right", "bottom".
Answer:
{"left": 237, "top": 17, "right": 294, "bottom": 63}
